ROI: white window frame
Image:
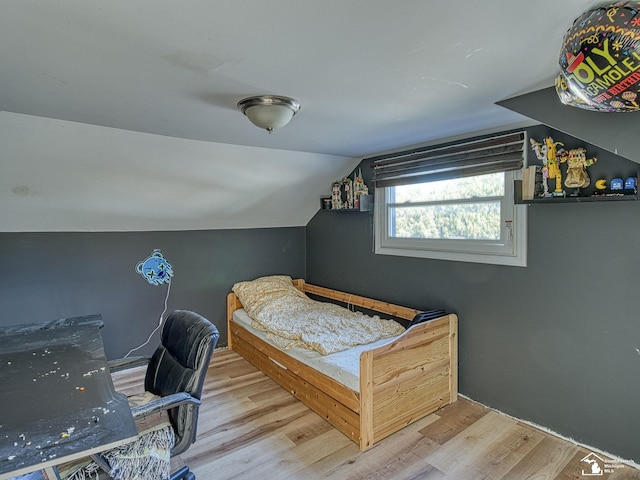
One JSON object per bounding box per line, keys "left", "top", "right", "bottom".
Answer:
{"left": 374, "top": 170, "right": 527, "bottom": 267}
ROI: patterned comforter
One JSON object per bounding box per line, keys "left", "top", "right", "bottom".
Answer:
{"left": 233, "top": 276, "right": 405, "bottom": 355}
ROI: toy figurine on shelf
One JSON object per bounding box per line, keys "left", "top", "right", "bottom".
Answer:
{"left": 625, "top": 177, "right": 637, "bottom": 191}
{"left": 352, "top": 168, "right": 369, "bottom": 210}
{"left": 563, "top": 147, "right": 597, "bottom": 195}
{"left": 331, "top": 181, "right": 342, "bottom": 210}
{"left": 340, "top": 177, "right": 353, "bottom": 209}
{"left": 593, "top": 178, "right": 607, "bottom": 196}
{"left": 530, "top": 136, "right": 567, "bottom": 197}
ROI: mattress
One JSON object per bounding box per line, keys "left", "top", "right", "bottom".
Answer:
{"left": 232, "top": 308, "right": 396, "bottom": 392}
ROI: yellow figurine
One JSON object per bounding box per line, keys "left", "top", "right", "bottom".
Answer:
{"left": 530, "top": 137, "right": 567, "bottom": 197}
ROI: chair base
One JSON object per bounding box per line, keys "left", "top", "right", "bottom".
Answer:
{"left": 170, "top": 465, "right": 195, "bottom": 480}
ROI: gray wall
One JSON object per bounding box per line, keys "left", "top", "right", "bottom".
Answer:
{"left": 498, "top": 86, "right": 640, "bottom": 163}
{"left": 306, "top": 127, "right": 640, "bottom": 463}
{"left": 0, "top": 228, "right": 305, "bottom": 358}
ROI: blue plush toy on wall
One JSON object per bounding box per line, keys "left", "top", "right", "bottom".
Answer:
{"left": 126, "top": 249, "right": 174, "bottom": 358}
{"left": 136, "top": 249, "right": 173, "bottom": 286}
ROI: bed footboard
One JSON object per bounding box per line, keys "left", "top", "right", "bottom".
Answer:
{"left": 359, "top": 313, "right": 457, "bottom": 449}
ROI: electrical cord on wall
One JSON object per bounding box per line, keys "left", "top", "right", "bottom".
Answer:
{"left": 123, "top": 280, "right": 171, "bottom": 358}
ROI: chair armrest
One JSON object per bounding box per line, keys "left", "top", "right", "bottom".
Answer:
{"left": 108, "top": 355, "right": 150, "bottom": 372}
{"left": 130, "top": 392, "right": 202, "bottom": 418}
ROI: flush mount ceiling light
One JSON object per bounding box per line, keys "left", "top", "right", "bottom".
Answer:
{"left": 237, "top": 95, "right": 301, "bottom": 133}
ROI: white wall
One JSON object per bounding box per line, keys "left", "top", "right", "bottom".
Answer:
{"left": 0, "top": 112, "right": 358, "bottom": 232}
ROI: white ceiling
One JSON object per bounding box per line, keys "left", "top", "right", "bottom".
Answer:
{"left": 0, "top": 1, "right": 603, "bottom": 231}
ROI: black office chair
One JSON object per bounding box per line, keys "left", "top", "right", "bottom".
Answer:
{"left": 101, "top": 310, "right": 219, "bottom": 480}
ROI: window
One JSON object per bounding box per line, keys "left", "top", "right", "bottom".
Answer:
{"left": 371, "top": 131, "right": 527, "bottom": 267}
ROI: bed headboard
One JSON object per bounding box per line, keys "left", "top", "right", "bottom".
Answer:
{"left": 227, "top": 278, "right": 422, "bottom": 322}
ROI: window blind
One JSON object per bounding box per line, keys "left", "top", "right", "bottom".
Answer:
{"left": 371, "top": 131, "right": 525, "bottom": 188}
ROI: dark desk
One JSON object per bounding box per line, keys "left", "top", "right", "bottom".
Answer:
{"left": 0, "top": 316, "right": 138, "bottom": 480}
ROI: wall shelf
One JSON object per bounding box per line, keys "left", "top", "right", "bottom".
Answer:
{"left": 322, "top": 208, "right": 363, "bottom": 212}
{"left": 514, "top": 180, "right": 638, "bottom": 204}
{"left": 320, "top": 194, "right": 373, "bottom": 212}
{"left": 320, "top": 207, "right": 373, "bottom": 213}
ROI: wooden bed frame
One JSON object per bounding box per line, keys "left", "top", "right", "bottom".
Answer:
{"left": 226, "top": 279, "right": 458, "bottom": 451}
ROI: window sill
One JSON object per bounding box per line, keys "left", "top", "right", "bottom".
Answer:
{"left": 375, "top": 245, "right": 527, "bottom": 267}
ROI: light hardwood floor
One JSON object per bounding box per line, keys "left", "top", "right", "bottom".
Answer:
{"left": 113, "top": 348, "right": 639, "bottom": 480}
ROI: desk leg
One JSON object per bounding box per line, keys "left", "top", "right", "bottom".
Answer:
{"left": 90, "top": 453, "right": 111, "bottom": 474}
{"left": 43, "top": 467, "right": 61, "bottom": 480}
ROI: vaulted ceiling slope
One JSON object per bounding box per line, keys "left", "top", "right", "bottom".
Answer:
{"left": 0, "top": 1, "right": 603, "bottom": 231}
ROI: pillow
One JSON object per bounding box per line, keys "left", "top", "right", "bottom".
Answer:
{"left": 232, "top": 275, "right": 306, "bottom": 319}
